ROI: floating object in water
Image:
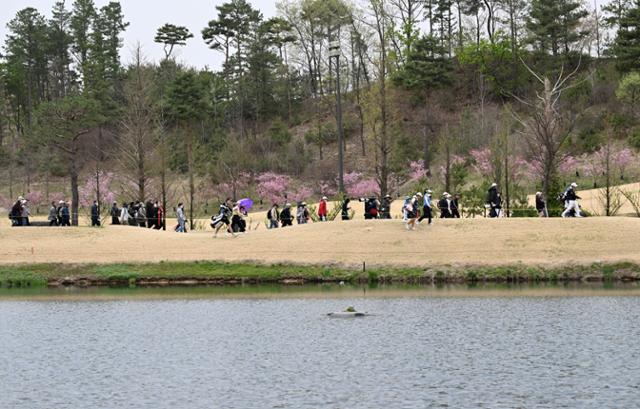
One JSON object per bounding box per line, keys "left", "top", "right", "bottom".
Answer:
{"left": 327, "top": 306, "right": 368, "bottom": 318}
{"left": 327, "top": 311, "right": 367, "bottom": 318}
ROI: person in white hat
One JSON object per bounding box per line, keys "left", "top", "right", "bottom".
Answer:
{"left": 561, "top": 182, "right": 582, "bottom": 217}
{"left": 318, "top": 196, "right": 328, "bottom": 221}
{"left": 535, "top": 192, "right": 548, "bottom": 217}
{"left": 487, "top": 183, "right": 502, "bottom": 218}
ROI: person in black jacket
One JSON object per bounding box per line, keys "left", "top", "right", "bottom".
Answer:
{"left": 91, "top": 201, "right": 100, "bottom": 226}
{"left": 380, "top": 195, "right": 392, "bottom": 219}
{"left": 535, "top": 192, "right": 548, "bottom": 217}
{"left": 110, "top": 202, "right": 120, "bottom": 225}
{"left": 487, "top": 183, "right": 502, "bottom": 218}
{"left": 451, "top": 193, "right": 461, "bottom": 218}
{"left": 280, "top": 203, "right": 293, "bottom": 226}
{"left": 438, "top": 193, "right": 451, "bottom": 218}
{"left": 341, "top": 198, "right": 351, "bottom": 220}
{"left": 561, "top": 182, "right": 582, "bottom": 217}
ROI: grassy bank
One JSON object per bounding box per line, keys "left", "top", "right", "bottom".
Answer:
{"left": 2, "top": 260, "right": 640, "bottom": 288}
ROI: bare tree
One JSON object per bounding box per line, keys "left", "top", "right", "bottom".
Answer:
{"left": 119, "top": 46, "right": 155, "bottom": 202}
{"left": 510, "top": 60, "right": 583, "bottom": 201}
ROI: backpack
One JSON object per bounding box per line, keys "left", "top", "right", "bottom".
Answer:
{"left": 557, "top": 192, "right": 567, "bottom": 203}
{"left": 267, "top": 209, "right": 273, "bottom": 220}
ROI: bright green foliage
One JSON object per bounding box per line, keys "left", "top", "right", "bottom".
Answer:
{"left": 154, "top": 24, "right": 194, "bottom": 59}
{"left": 616, "top": 71, "right": 640, "bottom": 111}
{"left": 165, "top": 71, "right": 208, "bottom": 123}
{"left": 457, "top": 37, "right": 522, "bottom": 94}
{"left": 614, "top": 4, "right": 640, "bottom": 73}
{"left": 526, "top": 0, "right": 589, "bottom": 56}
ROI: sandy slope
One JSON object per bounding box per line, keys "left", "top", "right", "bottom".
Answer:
{"left": 2, "top": 217, "right": 639, "bottom": 268}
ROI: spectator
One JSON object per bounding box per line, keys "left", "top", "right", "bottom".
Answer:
{"left": 48, "top": 201, "right": 58, "bottom": 226}
{"left": 120, "top": 203, "right": 130, "bottom": 225}
{"left": 535, "top": 192, "right": 548, "bottom": 217}
{"left": 451, "top": 194, "right": 461, "bottom": 218}
{"left": 60, "top": 202, "right": 71, "bottom": 226}
{"left": 418, "top": 190, "right": 433, "bottom": 224}
{"left": 110, "top": 202, "right": 120, "bottom": 225}
{"left": 267, "top": 203, "right": 280, "bottom": 229}
{"left": 438, "top": 193, "right": 451, "bottom": 218}
{"left": 341, "top": 198, "right": 351, "bottom": 221}
{"left": 280, "top": 203, "right": 293, "bottom": 227}
{"left": 318, "top": 196, "right": 328, "bottom": 221}
{"left": 176, "top": 202, "right": 187, "bottom": 233}
{"left": 380, "top": 195, "right": 392, "bottom": 219}
{"left": 487, "top": 183, "right": 502, "bottom": 218}
{"left": 91, "top": 200, "right": 100, "bottom": 227}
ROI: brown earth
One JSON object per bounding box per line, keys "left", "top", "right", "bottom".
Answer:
{"left": 2, "top": 216, "right": 640, "bottom": 268}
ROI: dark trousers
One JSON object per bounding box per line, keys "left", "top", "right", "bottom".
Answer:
{"left": 91, "top": 217, "right": 100, "bottom": 226}
{"left": 419, "top": 206, "right": 432, "bottom": 223}
{"left": 111, "top": 217, "right": 120, "bottom": 225}
{"left": 49, "top": 219, "right": 58, "bottom": 226}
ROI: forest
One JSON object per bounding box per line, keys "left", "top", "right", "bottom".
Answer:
{"left": 2, "top": 0, "right": 640, "bottom": 225}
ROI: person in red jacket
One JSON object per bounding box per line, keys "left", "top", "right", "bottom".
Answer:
{"left": 318, "top": 196, "right": 328, "bottom": 221}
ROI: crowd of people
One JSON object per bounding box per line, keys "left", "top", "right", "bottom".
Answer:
{"left": 7, "top": 181, "right": 585, "bottom": 231}
{"left": 110, "top": 201, "right": 165, "bottom": 229}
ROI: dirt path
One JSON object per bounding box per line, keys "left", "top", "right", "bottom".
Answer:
{"left": 2, "top": 217, "right": 639, "bottom": 268}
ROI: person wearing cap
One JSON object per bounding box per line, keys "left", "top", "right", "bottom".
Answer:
{"left": 267, "top": 203, "right": 280, "bottom": 229}
{"left": 318, "top": 196, "right": 328, "bottom": 221}
{"left": 487, "top": 183, "right": 502, "bottom": 218}
{"left": 380, "top": 194, "right": 392, "bottom": 219}
{"left": 418, "top": 190, "right": 433, "bottom": 224}
{"left": 281, "top": 203, "right": 293, "bottom": 226}
{"left": 56, "top": 200, "right": 65, "bottom": 225}
{"left": 91, "top": 200, "right": 100, "bottom": 227}
{"left": 404, "top": 195, "right": 418, "bottom": 230}
{"left": 20, "top": 199, "right": 30, "bottom": 226}
{"left": 562, "top": 182, "right": 582, "bottom": 217}
{"left": 438, "top": 193, "right": 451, "bottom": 218}
{"left": 48, "top": 201, "right": 59, "bottom": 226}
{"left": 297, "top": 202, "right": 310, "bottom": 224}
{"left": 364, "top": 196, "right": 379, "bottom": 219}
{"left": 535, "top": 192, "right": 548, "bottom": 217}
{"left": 110, "top": 202, "right": 120, "bottom": 225}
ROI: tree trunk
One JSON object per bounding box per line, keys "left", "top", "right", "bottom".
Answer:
{"left": 71, "top": 159, "right": 79, "bottom": 227}
{"left": 186, "top": 129, "right": 195, "bottom": 230}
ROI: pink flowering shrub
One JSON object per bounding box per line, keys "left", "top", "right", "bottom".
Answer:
{"left": 470, "top": 148, "right": 493, "bottom": 178}
{"left": 256, "top": 172, "right": 291, "bottom": 204}
{"left": 289, "top": 185, "right": 314, "bottom": 202}
{"left": 79, "top": 171, "right": 116, "bottom": 207}
{"left": 409, "top": 160, "right": 427, "bottom": 182}
{"left": 25, "top": 191, "right": 43, "bottom": 206}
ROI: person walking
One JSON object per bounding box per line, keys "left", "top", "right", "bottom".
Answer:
{"left": 267, "top": 203, "right": 280, "bottom": 229}
{"left": 56, "top": 200, "right": 64, "bottom": 226}
{"left": 341, "top": 198, "right": 351, "bottom": 221}
{"left": 119, "top": 203, "right": 130, "bottom": 225}
{"left": 212, "top": 199, "right": 232, "bottom": 237}
{"left": 404, "top": 195, "right": 418, "bottom": 230}
{"left": 137, "top": 202, "right": 147, "bottom": 227}
{"left": 60, "top": 202, "right": 71, "bottom": 226}
{"left": 48, "top": 201, "right": 58, "bottom": 226}
{"left": 155, "top": 201, "right": 164, "bottom": 230}
{"left": 562, "top": 182, "right": 582, "bottom": 218}
{"left": 535, "top": 192, "right": 548, "bottom": 217}
{"left": 380, "top": 195, "right": 392, "bottom": 219}
{"left": 318, "top": 196, "right": 328, "bottom": 221}
{"left": 438, "top": 193, "right": 451, "bottom": 218}
{"left": 280, "top": 203, "right": 293, "bottom": 227}
{"left": 451, "top": 194, "right": 461, "bottom": 218}
{"left": 110, "top": 202, "right": 120, "bottom": 225}
{"left": 146, "top": 201, "right": 154, "bottom": 228}
{"left": 91, "top": 200, "right": 100, "bottom": 227}
{"left": 418, "top": 190, "right": 433, "bottom": 224}
{"left": 487, "top": 183, "right": 502, "bottom": 218}
{"left": 176, "top": 202, "right": 187, "bottom": 233}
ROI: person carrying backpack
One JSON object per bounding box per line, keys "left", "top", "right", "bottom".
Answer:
{"left": 280, "top": 203, "right": 293, "bottom": 226}
{"left": 267, "top": 203, "right": 280, "bottom": 229}
{"left": 561, "top": 182, "right": 582, "bottom": 218}
{"left": 536, "top": 192, "right": 548, "bottom": 217}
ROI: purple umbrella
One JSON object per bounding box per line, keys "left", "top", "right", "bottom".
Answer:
{"left": 238, "top": 198, "right": 254, "bottom": 210}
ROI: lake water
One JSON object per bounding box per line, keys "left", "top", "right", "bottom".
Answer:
{"left": 1, "top": 284, "right": 640, "bottom": 408}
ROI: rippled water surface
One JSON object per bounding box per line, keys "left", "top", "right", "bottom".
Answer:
{"left": 1, "top": 286, "right": 640, "bottom": 408}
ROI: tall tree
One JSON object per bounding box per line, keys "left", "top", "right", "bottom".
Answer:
{"left": 33, "top": 95, "right": 102, "bottom": 226}
{"left": 70, "top": 0, "right": 96, "bottom": 83}
{"left": 154, "top": 24, "right": 194, "bottom": 59}
{"left": 165, "top": 71, "right": 208, "bottom": 230}
{"left": 47, "top": 1, "right": 75, "bottom": 99}
{"left": 526, "top": 0, "right": 589, "bottom": 56}
{"left": 613, "top": 3, "right": 640, "bottom": 72}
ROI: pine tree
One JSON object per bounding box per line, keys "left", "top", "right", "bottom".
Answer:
{"left": 613, "top": 2, "right": 640, "bottom": 72}
{"left": 526, "top": 0, "right": 589, "bottom": 56}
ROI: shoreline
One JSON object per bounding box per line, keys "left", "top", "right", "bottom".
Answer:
{"left": 2, "top": 260, "right": 640, "bottom": 288}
